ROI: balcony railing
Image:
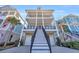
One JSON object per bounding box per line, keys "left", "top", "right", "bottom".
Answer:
{"left": 26, "top": 26, "right": 36, "bottom": 29}
{"left": 27, "top": 15, "right": 53, "bottom": 17}
{"left": 26, "top": 17, "right": 53, "bottom": 19}
{"left": 44, "top": 26, "right": 56, "bottom": 29}
{"left": 26, "top": 25, "right": 56, "bottom": 29}
{"left": 62, "top": 32, "right": 79, "bottom": 42}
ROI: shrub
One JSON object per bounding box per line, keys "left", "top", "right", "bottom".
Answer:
{"left": 62, "top": 41, "right": 79, "bottom": 50}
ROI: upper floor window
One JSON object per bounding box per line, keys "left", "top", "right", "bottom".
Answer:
{"left": 9, "top": 12, "right": 15, "bottom": 15}
{"left": 2, "top": 12, "right": 8, "bottom": 16}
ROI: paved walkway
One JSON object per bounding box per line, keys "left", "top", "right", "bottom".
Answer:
{"left": 0, "top": 46, "right": 30, "bottom": 53}
{"left": 51, "top": 46, "right": 79, "bottom": 53}
{"left": 0, "top": 46, "right": 79, "bottom": 53}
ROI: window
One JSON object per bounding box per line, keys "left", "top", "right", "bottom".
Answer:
{"left": 9, "top": 12, "right": 14, "bottom": 15}
{"left": 37, "top": 14, "right": 42, "bottom": 17}
{"left": 2, "top": 12, "right": 8, "bottom": 16}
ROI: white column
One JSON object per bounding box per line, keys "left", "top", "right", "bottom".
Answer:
{"left": 36, "top": 10, "right": 37, "bottom": 27}
{"left": 42, "top": 11, "right": 44, "bottom": 27}
{"left": 61, "top": 25, "right": 64, "bottom": 32}
{"left": 55, "top": 21, "right": 59, "bottom": 37}
{"left": 8, "top": 10, "right": 10, "bottom": 15}
{"left": 14, "top": 11, "right": 16, "bottom": 16}
{"left": 18, "top": 26, "right": 24, "bottom": 47}
{"left": 65, "top": 18, "right": 72, "bottom": 32}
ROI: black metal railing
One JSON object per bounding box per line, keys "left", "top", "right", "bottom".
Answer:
{"left": 42, "top": 26, "right": 52, "bottom": 53}
{"left": 30, "top": 27, "right": 38, "bottom": 53}
{"left": 56, "top": 37, "right": 62, "bottom": 46}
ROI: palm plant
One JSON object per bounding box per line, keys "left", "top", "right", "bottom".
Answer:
{"left": 6, "top": 17, "right": 20, "bottom": 31}
{"left": 7, "top": 17, "right": 19, "bottom": 25}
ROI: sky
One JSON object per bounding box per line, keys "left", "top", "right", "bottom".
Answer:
{"left": 11, "top": 5, "right": 79, "bottom": 21}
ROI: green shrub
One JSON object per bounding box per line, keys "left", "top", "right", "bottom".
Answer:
{"left": 62, "top": 41, "right": 79, "bottom": 50}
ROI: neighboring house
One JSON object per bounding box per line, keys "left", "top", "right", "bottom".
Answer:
{"left": 58, "top": 14, "right": 79, "bottom": 42}
{"left": 21, "top": 7, "right": 59, "bottom": 46}
{"left": 0, "top": 5, "right": 24, "bottom": 48}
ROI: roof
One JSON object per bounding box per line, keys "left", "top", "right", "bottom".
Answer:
{"left": 0, "top": 5, "right": 16, "bottom": 11}
{"left": 58, "top": 14, "right": 79, "bottom": 23}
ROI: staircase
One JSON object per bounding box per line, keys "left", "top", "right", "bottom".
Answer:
{"left": 31, "top": 27, "right": 51, "bottom": 53}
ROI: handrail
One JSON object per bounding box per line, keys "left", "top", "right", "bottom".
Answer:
{"left": 30, "top": 27, "right": 38, "bottom": 53}
{"left": 42, "top": 26, "right": 52, "bottom": 53}
{"left": 64, "top": 32, "right": 79, "bottom": 41}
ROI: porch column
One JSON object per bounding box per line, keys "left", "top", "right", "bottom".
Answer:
{"left": 35, "top": 10, "right": 37, "bottom": 27}
{"left": 55, "top": 21, "right": 59, "bottom": 37}
{"left": 42, "top": 11, "right": 44, "bottom": 27}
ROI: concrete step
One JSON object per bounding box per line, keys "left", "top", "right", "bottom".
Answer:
{"left": 33, "top": 42, "right": 47, "bottom": 44}
{"left": 33, "top": 43, "right": 48, "bottom": 47}
{"left": 33, "top": 29, "right": 47, "bottom": 44}
{"left": 31, "top": 28, "right": 50, "bottom": 53}
{"left": 32, "top": 49, "right": 50, "bottom": 53}
{"left": 32, "top": 46, "right": 49, "bottom": 50}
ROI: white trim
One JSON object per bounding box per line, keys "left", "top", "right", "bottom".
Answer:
{"left": 42, "top": 10, "right": 44, "bottom": 27}
{"left": 18, "top": 25, "right": 24, "bottom": 47}
{"left": 36, "top": 10, "right": 37, "bottom": 27}
{"left": 64, "top": 33, "right": 79, "bottom": 41}
{"left": 55, "top": 21, "right": 59, "bottom": 37}
{"left": 65, "top": 18, "right": 72, "bottom": 32}
{"left": 0, "top": 15, "right": 8, "bottom": 28}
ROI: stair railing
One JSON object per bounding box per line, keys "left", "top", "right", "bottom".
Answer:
{"left": 30, "top": 27, "right": 38, "bottom": 53}
{"left": 42, "top": 26, "right": 52, "bottom": 53}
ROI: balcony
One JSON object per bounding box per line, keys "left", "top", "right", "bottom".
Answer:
{"left": 23, "top": 25, "right": 56, "bottom": 32}
{"left": 26, "top": 17, "right": 53, "bottom": 20}
{"left": 44, "top": 26, "right": 57, "bottom": 31}
{"left": 23, "top": 25, "right": 36, "bottom": 32}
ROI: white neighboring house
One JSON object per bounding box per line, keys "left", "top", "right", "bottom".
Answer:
{"left": 21, "top": 7, "right": 59, "bottom": 46}
{"left": 58, "top": 14, "right": 79, "bottom": 42}
{"left": 0, "top": 5, "right": 24, "bottom": 47}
